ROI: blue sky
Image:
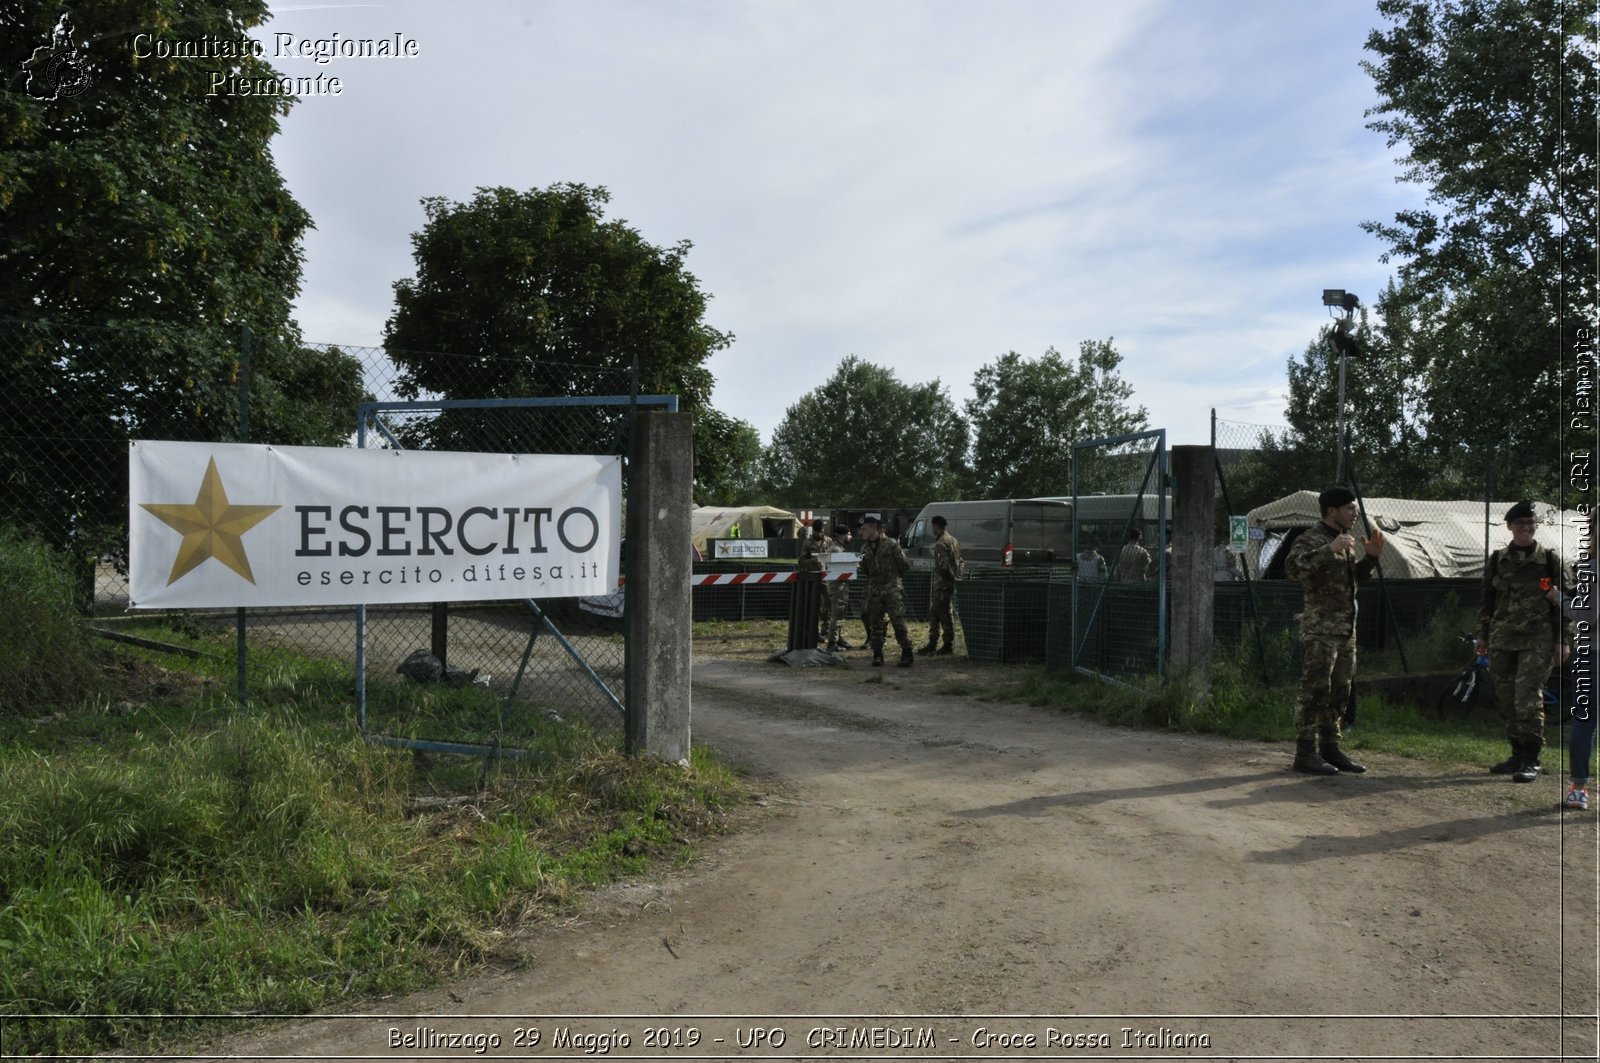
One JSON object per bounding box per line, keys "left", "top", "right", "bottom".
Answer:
{"left": 265, "top": 0, "right": 1421, "bottom": 448}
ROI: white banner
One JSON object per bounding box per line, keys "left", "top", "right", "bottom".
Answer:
{"left": 129, "top": 442, "right": 621, "bottom": 609}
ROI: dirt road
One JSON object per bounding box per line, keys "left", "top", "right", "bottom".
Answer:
{"left": 219, "top": 654, "right": 1597, "bottom": 1061}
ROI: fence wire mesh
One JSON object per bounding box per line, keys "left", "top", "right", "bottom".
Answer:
{"left": 1070, "top": 431, "right": 1168, "bottom": 679}
{"left": 1210, "top": 413, "right": 1539, "bottom": 579}
{"left": 1, "top": 318, "right": 637, "bottom": 745}
{"left": 956, "top": 566, "right": 1055, "bottom": 664}
{"left": 1209, "top": 411, "right": 1563, "bottom": 685}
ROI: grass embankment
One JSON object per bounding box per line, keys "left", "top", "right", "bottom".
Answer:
{"left": 0, "top": 624, "right": 747, "bottom": 1058}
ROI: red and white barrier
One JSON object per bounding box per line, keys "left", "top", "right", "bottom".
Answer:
{"left": 691, "top": 570, "right": 853, "bottom": 586}
{"left": 610, "top": 571, "right": 854, "bottom": 588}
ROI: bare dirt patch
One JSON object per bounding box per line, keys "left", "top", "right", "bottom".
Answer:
{"left": 215, "top": 651, "right": 1597, "bottom": 1061}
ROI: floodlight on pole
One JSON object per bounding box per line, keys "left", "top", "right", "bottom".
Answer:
{"left": 1324, "top": 289, "right": 1360, "bottom": 482}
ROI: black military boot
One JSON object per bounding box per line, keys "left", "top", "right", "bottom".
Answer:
{"left": 898, "top": 647, "right": 914, "bottom": 667}
{"left": 1320, "top": 738, "right": 1367, "bottom": 774}
{"left": 871, "top": 644, "right": 884, "bottom": 667}
{"left": 1293, "top": 737, "right": 1339, "bottom": 775}
{"left": 1490, "top": 743, "right": 1523, "bottom": 774}
{"left": 1512, "top": 743, "right": 1543, "bottom": 783}
{"left": 917, "top": 639, "right": 937, "bottom": 656}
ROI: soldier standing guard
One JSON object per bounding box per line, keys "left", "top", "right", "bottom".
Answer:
{"left": 858, "top": 516, "right": 914, "bottom": 667}
{"left": 920, "top": 514, "right": 963, "bottom": 655}
{"left": 797, "top": 519, "right": 832, "bottom": 643}
{"left": 1479, "top": 500, "right": 1571, "bottom": 782}
{"left": 1283, "top": 486, "right": 1386, "bottom": 775}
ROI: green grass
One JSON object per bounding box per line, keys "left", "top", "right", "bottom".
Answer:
{"left": 0, "top": 635, "right": 748, "bottom": 1058}
{"left": 1361, "top": 593, "right": 1479, "bottom": 677}
{"left": 0, "top": 526, "right": 101, "bottom": 714}
{"left": 980, "top": 635, "right": 1538, "bottom": 770}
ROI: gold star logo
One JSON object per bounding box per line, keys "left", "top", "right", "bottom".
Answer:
{"left": 140, "top": 457, "right": 280, "bottom": 585}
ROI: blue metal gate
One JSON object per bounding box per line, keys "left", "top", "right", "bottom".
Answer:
{"left": 353, "top": 394, "right": 677, "bottom": 759}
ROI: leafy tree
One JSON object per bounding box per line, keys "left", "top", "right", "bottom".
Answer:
{"left": 382, "top": 184, "right": 737, "bottom": 479}
{"left": 763, "top": 356, "right": 967, "bottom": 508}
{"left": 0, "top": 3, "right": 364, "bottom": 588}
{"left": 1360, "top": 0, "right": 1596, "bottom": 488}
{"left": 965, "top": 340, "right": 1148, "bottom": 499}
{"left": 693, "top": 409, "right": 763, "bottom": 506}
{"left": 1215, "top": 428, "right": 1329, "bottom": 519}
{"left": 1278, "top": 285, "right": 1442, "bottom": 495}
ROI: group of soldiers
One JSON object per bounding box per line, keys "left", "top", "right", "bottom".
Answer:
{"left": 1287, "top": 488, "right": 1591, "bottom": 809}
{"left": 797, "top": 515, "right": 963, "bottom": 667}
{"left": 1074, "top": 528, "right": 1157, "bottom": 583}
{"left": 793, "top": 488, "right": 1591, "bottom": 804}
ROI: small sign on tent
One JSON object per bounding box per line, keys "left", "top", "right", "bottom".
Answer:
{"left": 715, "top": 539, "right": 769, "bottom": 559}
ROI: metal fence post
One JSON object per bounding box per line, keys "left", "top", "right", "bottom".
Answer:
{"left": 236, "top": 323, "right": 251, "bottom": 709}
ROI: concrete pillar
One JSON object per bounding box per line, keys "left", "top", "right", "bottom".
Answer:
{"left": 625, "top": 411, "right": 694, "bottom": 763}
{"left": 1169, "top": 444, "right": 1216, "bottom": 688}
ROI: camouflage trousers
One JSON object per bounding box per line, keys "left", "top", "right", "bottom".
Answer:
{"left": 1490, "top": 643, "right": 1553, "bottom": 751}
{"left": 1294, "top": 634, "right": 1356, "bottom": 741}
{"left": 821, "top": 581, "right": 847, "bottom": 646}
{"left": 927, "top": 580, "right": 957, "bottom": 647}
{"left": 863, "top": 585, "right": 912, "bottom": 654}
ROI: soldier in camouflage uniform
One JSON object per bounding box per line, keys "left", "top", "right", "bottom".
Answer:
{"left": 858, "top": 515, "right": 914, "bottom": 667}
{"left": 798, "top": 519, "right": 832, "bottom": 643}
{"left": 919, "top": 514, "right": 963, "bottom": 655}
{"left": 1283, "top": 486, "right": 1386, "bottom": 775}
{"left": 822, "top": 524, "right": 854, "bottom": 651}
{"left": 1478, "top": 500, "right": 1571, "bottom": 782}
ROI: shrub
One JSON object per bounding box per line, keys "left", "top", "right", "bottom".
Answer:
{"left": 0, "top": 525, "right": 101, "bottom": 714}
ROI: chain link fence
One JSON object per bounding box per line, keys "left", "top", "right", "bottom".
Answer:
{"left": 1069, "top": 430, "right": 1168, "bottom": 680}
{"left": 1, "top": 318, "right": 638, "bottom": 745}
{"left": 956, "top": 566, "right": 1055, "bottom": 664}
{"left": 1209, "top": 411, "right": 1561, "bottom": 683}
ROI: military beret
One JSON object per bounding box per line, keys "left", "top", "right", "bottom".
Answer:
{"left": 1504, "top": 500, "right": 1536, "bottom": 523}
{"left": 832, "top": 524, "right": 849, "bottom": 536}
{"left": 1318, "top": 486, "right": 1356, "bottom": 513}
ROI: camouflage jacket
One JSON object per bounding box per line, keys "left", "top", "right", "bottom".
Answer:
{"left": 1114, "top": 543, "right": 1151, "bottom": 582}
{"left": 932, "top": 532, "right": 963, "bottom": 586}
{"left": 858, "top": 536, "right": 909, "bottom": 591}
{"left": 1480, "top": 542, "right": 1569, "bottom": 651}
{"left": 798, "top": 533, "right": 832, "bottom": 573}
{"left": 1283, "top": 521, "right": 1377, "bottom": 639}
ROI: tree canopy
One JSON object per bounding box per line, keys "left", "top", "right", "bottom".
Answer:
{"left": 965, "top": 340, "right": 1147, "bottom": 499}
{"left": 692, "top": 408, "right": 764, "bottom": 506}
{"left": 762, "top": 357, "right": 967, "bottom": 508}
{"left": 1, "top": 2, "right": 310, "bottom": 327}
{"left": 0, "top": 3, "right": 363, "bottom": 577}
{"left": 382, "top": 183, "right": 747, "bottom": 495}
{"left": 1358, "top": 0, "right": 1596, "bottom": 486}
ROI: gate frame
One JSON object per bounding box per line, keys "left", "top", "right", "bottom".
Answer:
{"left": 353, "top": 394, "right": 678, "bottom": 759}
{"left": 1071, "top": 428, "right": 1169, "bottom": 681}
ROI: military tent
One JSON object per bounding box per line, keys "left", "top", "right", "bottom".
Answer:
{"left": 1245, "top": 492, "right": 1585, "bottom": 580}
{"left": 690, "top": 505, "right": 802, "bottom": 553}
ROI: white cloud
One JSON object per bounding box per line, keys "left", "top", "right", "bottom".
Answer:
{"left": 266, "top": 0, "right": 1423, "bottom": 461}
